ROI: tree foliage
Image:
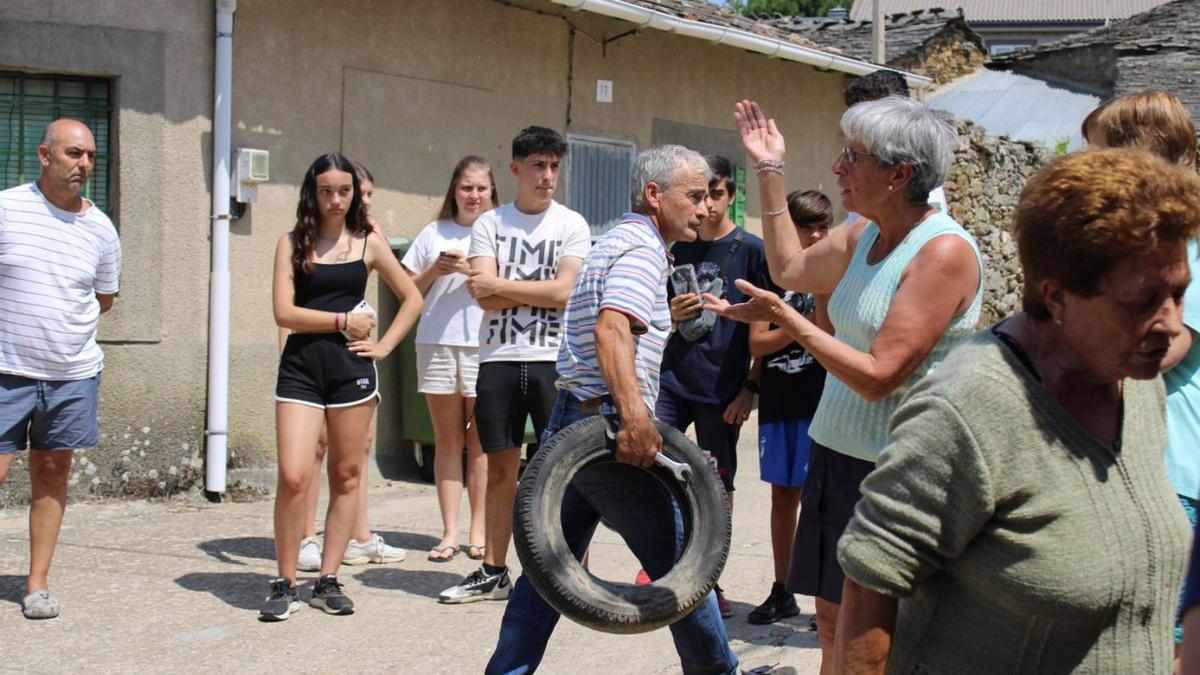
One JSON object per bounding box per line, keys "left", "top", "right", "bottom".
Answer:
{"left": 727, "top": 0, "right": 853, "bottom": 18}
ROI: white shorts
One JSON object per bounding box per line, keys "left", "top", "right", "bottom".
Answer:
{"left": 415, "top": 343, "right": 479, "bottom": 397}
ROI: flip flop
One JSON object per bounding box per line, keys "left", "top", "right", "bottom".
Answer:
{"left": 466, "top": 544, "right": 485, "bottom": 560}
{"left": 427, "top": 545, "right": 459, "bottom": 562}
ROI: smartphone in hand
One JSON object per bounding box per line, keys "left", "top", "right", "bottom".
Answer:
{"left": 341, "top": 299, "right": 377, "bottom": 340}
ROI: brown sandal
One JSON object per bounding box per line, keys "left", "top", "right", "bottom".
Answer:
{"left": 427, "top": 545, "right": 459, "bottom": 563}
{"left": 466, "top": 544, "right": 485, "bottom": 560}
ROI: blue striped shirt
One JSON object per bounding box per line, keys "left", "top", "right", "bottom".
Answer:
{"left": 556, "top": 214, "right": 671, "bottom": 411}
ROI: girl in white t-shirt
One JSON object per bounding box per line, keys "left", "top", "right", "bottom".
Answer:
{"left": 401, "top": 156, "right": 499, "bottom": 562}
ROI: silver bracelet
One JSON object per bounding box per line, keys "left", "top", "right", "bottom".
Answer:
{"left": 763, "top": 206, "right": 788, "bottom": 217}
{"left": 755, "top": 158, "right": 785, "bottom": 171}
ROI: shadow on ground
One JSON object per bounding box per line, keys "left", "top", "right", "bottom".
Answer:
{"left": 0, "top": 575, "right": 24, "bottom": 606}
{"left": 176, "top": 571, "right": 277, "bottom": 611}
{"left": 197, "top": 536, "right": 275, "bottom": 566}
{"left": 723, "top": 598, "right": 820, "bottom": 650}
{"left": 353, "top": 567, "right": 464, "bottom": 599}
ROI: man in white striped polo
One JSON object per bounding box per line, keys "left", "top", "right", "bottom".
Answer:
{"left": 0, "top": 119, "right": 122, "bottom": 620}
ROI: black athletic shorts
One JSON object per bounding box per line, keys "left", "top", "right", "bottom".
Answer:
{"left": 474, "top": 361, "right": 557, "bottom": 454}
{"left": 275, "top": 334, "right": 378, "bottom": 409}
{"left": 786, "top": 440, "right": 875, "bottom": 603}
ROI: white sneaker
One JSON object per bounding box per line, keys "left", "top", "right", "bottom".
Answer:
{"left": 438, "top": 566, "right": 512, "bottom": 604}
{"left": 344, "top": 533, "right": 406, "bottom": 565}
{"left": 297, "top": 536, "right": 323, "bottom": 572}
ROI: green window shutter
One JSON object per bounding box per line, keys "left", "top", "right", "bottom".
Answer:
{"left": 0, "top": 73, "right": 112, "bottom": 216}
{"left": 731, "top": 163, "right": 746, "bottom": 229}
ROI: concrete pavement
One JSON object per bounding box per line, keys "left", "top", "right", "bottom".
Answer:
{"left": 0, "top": 414, "right": 822, "bottom": 673}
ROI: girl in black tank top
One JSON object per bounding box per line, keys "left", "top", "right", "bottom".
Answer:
{"left": 263, "top": 153, "right": 423, "bottom": 620}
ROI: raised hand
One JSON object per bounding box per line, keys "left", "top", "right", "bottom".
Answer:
{"left": 734, "top": 100, "right": 786, "bottom": 165}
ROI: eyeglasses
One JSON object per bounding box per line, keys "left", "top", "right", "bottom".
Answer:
{"left": 840, "top": 146, "right": 876, "bottom": 166}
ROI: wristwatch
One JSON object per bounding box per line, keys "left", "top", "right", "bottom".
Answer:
{"left": 741, "top": 379, "right": 760, "bottom": 394}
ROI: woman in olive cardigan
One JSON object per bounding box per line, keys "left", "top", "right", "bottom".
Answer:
{"left": 835, "top": 148, "right": 1200, "bottom": 673}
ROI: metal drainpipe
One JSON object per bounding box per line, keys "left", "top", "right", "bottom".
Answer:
{"left": 205, "top": 0, "right": 236, "bottom": 500}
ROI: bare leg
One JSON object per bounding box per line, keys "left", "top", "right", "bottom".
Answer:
{"left": 320, "top": 401, "right": 375, "bottom": 576}
{"left": 351, "top": 416, "right": 376, "bottom": 544}
{"left": 816, "top": 598, "right": 841, "bottom": 675}
{"left": 27, "top": 449, "right": 72, "bottom": 594}
{"left": 483, "top": 447, "right": 521, "bottom": 568}
{"left": 274, "top": 403, "right": 326, "bottom": 581}
{"left": 427, "top": 393, "right": 466, "bottom": 556}
{"left": 463, "top": 397, "right": 487, "bottom": 551}
{"left": 302, "top": 424, "right": 328, "bottom": 540}
{"left": 0, "top": 453, "right": 15, "bottom": 486}
{"left": 769, "top": 485, "right": 803, "bottom": 583}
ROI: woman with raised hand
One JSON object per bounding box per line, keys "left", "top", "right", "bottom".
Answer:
{"left": 706, "top": 97, "right": 982, "bottom": 672}
{"left": 264, "top": 152, "right": 422, "bottom": 621}
{"left": 401, "top": 156, "right": 498, "bottom": 563}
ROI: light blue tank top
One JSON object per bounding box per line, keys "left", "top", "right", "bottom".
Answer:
{"left": 808, "top": 211, "right": 983, "bottom": 462}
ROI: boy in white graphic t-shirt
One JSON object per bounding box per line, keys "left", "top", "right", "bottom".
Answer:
{"left": 438, "top": 126, "right": 590, "bottom": 604}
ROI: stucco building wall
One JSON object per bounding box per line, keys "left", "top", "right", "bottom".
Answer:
{"left": 0, "top": 0, "right": 852, "bottom": 503}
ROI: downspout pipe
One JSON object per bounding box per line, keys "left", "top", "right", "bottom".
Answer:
{"left": 549, "top": 0, "right": 932, "bottom": 88}
{"left": 205, "top": 0, "right": 236, "bottom": 499}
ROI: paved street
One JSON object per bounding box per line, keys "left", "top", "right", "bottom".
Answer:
{"left": 0, "top": 415, "right": 821, "bottom": 673}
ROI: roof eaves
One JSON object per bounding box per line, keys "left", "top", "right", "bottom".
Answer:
{"left": 549, "top": 0, "right": 934, "bottom": 87}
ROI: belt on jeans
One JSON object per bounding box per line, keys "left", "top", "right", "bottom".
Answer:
{"left": 577, "top": 394, "right": 612, "bottom": 414}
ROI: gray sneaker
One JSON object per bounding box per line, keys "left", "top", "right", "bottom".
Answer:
{"left": 310, "top": 574, "right": 354, "bottom": 615}
{"left": 259, "top": 577, "right": 300, "bottom": 622}
{"left": 21, "top": 589, "right": 60, "bottom": 620}
{"left": 438, "top": 566, "right": 512, "bottom": 604}
{"left": 344, "top": 533, "right": 405, "bottom": 565}
{"left": 297, "top": 536, "right": 323, "bottom": 572}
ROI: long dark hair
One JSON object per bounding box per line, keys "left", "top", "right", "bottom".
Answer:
{"left": 436, "top": 155, "right": 500, "bottom": 221}
{"left": 291, "top": 153, "right": 373, "bottom": 274}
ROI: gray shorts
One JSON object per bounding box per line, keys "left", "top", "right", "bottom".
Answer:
{"left": 0, "top": 372, "right": 101, "bottom": 453}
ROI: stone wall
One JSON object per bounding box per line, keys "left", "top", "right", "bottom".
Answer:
{"left": 892, "top": 24, "right": 986, "bottom": 85}
{"left": 943, "top": 119, "right": 1050, "bottom": 328}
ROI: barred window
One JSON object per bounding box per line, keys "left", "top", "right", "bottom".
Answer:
{"left": 0, "top": 73, "right": 113, "bottom": 215}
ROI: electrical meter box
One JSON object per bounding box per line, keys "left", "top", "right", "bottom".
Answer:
{"left": 234, "top": 148, "right": 269, "bottom": 203}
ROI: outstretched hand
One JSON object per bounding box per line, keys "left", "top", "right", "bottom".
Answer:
{"left": 703, "top": 278, "right": 791, "bottom": 325}
{"left": 734, "top": 100, "right": 786, "bottom": 165}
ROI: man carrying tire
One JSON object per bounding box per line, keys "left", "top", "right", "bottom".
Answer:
{"left": 484, "top": 145, "right": 738, "bottom": 674}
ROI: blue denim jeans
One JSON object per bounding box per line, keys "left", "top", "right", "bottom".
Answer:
{"left": 485, "top": 390, "right": 738, "bottom": 675}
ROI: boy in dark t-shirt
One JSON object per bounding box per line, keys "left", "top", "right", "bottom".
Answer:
{"left": 747, "top": 190, "right": 832, "bottom": 625}
{"left": 657, "top": 155, "right": 771, "bottom": 618}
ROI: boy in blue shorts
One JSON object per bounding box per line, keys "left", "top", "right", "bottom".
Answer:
{"left": 747, "top": 190, "right": 831, "bottom": 625}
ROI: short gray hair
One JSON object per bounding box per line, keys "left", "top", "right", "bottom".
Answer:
{"left": 841, "top": 96, "right": 957, "bottom": 204}
{"left": 630, "top": 145, "right": 711, "bottom": 210}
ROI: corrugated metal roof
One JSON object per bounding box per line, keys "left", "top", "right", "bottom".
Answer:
{"left": 926, "top": 69, "right": 1100, "bottom": 150}
{"left": 848, "top": 1, "right": 1170, "bottom": 23}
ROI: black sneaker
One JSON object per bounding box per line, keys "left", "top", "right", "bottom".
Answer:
{"left": 310, "top": 574, "right": 354, "bottom": 615}
{"left": 438, "top": 565, "right": 512, "bottom": 604}
{"left": 747, "top": 582, "right": 800, "bottom": 625}
{"left": 259, "top": 577, "right": 300, "bottom": 621}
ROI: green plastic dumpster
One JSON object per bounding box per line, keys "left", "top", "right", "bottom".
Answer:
{"left": 385, "top": 237, "right": 539, "bottom": 482}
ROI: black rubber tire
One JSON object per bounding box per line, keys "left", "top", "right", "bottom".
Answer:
{"left": 512, "top": 415, "right": 731, "bottom": 634}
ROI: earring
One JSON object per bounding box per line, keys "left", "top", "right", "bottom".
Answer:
{"left": 887, "top": 185, "right": 894, "bottom": 191}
